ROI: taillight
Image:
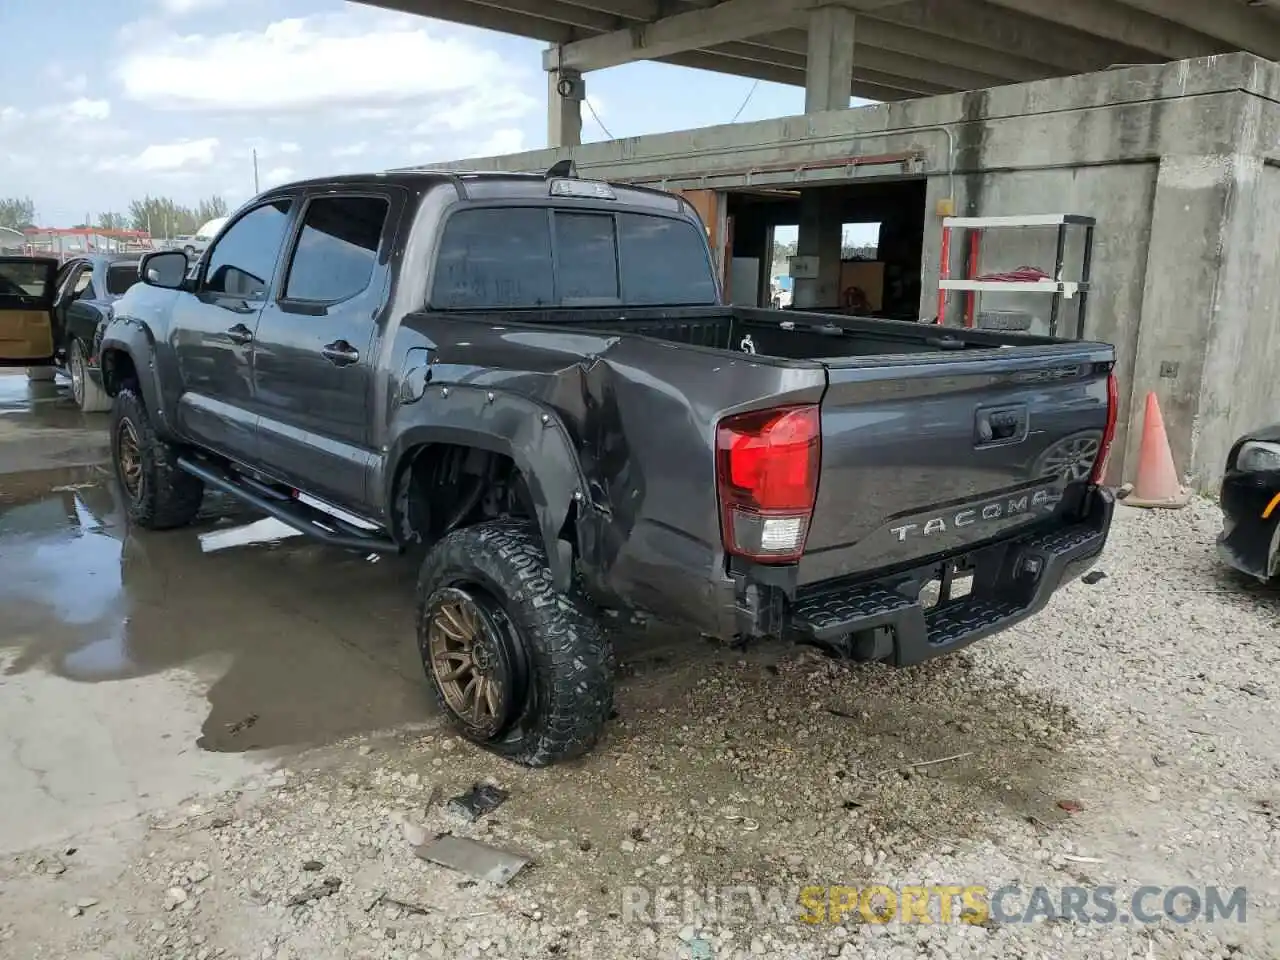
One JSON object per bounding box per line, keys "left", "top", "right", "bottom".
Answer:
{"left": 715, "top": 405, "right": 820, "bottom": 562}
{"left": 1091, "top": 372, "right": 1119, "bottom": 484}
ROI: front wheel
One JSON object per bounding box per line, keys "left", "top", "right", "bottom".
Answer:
{"left": 416, "top": 520, "right": 615, "bottom": 766}
{"left": 69, "top": 340, "right": 111, "bottom": 413}
{"left": 110, "top": 386, "right": 205, "bottom": 529}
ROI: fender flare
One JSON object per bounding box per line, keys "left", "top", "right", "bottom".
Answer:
{"left": 97, "top": 321, "right": 169, "bottom": 431}
{"left": 385, "top": 385, "right": 591, "bottom": 592}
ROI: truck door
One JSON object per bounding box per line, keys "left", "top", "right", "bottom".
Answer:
{"left": 0, "top": 257, "right": 58, "bottom": 367}
{"left": 250, "top": 192, "right": 396, "bottom": 511}
{"left": 170, "top": 198, "right": 295, "bottom": 460}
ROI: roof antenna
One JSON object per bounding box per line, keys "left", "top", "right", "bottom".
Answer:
{"left": 545, "top": 158, "right": 575, "bottom": 179}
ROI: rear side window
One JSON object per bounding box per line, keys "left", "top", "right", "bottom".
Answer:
{"left": 106, "top": 263, "right": 139, "bottom": 296}
{"left": 433, "top": 208, "right": 554, "bottom": 309}
{"left": 618, "top": 213, "right": 716, "bottom": 306}
{"left": 285, "top": 196, "right": 389, "bottom": 302}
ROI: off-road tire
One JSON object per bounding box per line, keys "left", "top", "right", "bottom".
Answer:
{"left": 25, "top": 366, "right": 56, "bottom": 382}
{"left": 70, "top": 339, "right": 111, "bottom": 413}
{"left": 110, "top": 385, "right": 204, "bottom": 529}
{"left": 416, "top": 520, "right": 615, "bottom": 766}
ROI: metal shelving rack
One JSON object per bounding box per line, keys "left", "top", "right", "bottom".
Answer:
{"left": 935, "top": 214, "right": 1096, "bottom": 338}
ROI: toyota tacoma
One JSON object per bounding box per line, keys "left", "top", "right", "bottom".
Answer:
{"left": 86, "top": 168, "right": 1117, "bottom": 766}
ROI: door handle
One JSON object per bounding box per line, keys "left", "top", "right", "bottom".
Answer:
{"left": 226, "top": 323, "right": 254, "bottom": 345}
{"left": 322, "top": 340, "right": 360, "bottom": 366}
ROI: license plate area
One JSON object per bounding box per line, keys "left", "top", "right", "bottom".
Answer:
{"left": 918, "top": 560, "right": 974, "bottom": 610}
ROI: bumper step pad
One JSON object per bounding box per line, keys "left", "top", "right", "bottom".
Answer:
{"left": 789, "top": 517, "right": 1108, "bottom": 666}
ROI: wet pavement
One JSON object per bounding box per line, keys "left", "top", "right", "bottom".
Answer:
{"left": 0, "top": 370, "right": 438, "bottom": 854}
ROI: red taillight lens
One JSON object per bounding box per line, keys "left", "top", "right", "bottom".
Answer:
{"left": 716, "top": 405, "right": 820, "bottom": 562}
{"left": 1091, "top": 372, "right": 1119, "bottom": 484}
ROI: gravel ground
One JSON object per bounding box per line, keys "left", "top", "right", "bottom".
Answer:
{"left": 2, "top": 500, "right": 1278, "bottom": 959}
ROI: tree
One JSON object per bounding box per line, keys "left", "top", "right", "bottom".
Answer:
{"left": 195, "top": 195, "right": 228, "bottom": 224}
{"left": 0, "top": 196, "right": 36, "bottom": 231}
{"left": 127, "top": 195, "right": 229, "bottom": 237}
{"left": 97, "top": 211, "right": 128, "bottom": 231}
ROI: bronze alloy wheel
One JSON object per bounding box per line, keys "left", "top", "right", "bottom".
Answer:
{"left": 116, "top": 417, "right": 144, "bottom": 501}
{"left": 425, "top": 586, "right": 518, "bottom": 737}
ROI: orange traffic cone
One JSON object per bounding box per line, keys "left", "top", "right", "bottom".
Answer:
{"left": 1125, "top": 391, "right": 1189, "bottom": 508}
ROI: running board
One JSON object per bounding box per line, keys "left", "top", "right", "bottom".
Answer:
{"left": 176, "top": 456, "right": 399, "bottom": 553}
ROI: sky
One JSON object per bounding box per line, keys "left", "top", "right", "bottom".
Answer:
{"left": 0, "top": 0, "right": 851, "bottom": 228}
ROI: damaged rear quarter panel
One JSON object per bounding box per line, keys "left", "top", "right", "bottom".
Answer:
{"left": 377, "top": 311, "right": 826, "bottom": 631}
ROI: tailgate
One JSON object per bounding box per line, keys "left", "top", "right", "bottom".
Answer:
{"left": 798, "top": 343, "right": 1115, "bottom": 586}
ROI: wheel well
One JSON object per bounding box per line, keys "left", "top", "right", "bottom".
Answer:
{"left": 100, "top": 348, "right": 137, "bottom": 396}
{"left": 393, "top": 444, "right": 551, "bottom": 550}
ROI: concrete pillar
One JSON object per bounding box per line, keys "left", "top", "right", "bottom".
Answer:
{"left": 804, "top": 5, "right": 856, "bottom": 113}
{"left": 792, "top": 6, "right": 854, "bottom": 309}
{"left": 547, "top": 66, "right": 583, "bottom": 148}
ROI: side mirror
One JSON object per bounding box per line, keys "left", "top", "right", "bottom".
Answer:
{"left": 140, "top": 250, "right": 189, "bottom": 289}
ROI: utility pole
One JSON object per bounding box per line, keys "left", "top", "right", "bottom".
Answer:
{"left": 253, "top": 149, "right": 260, "bottom": 193}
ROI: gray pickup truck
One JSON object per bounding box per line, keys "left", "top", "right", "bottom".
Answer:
{"left": 87, "top": 167, "right": 1117, "bottom": 766}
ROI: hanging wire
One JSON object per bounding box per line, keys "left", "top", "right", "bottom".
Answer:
{"left": 730, "top": 79, "right": 761, "bottom": 123}
{"left": 584, "top": 98, "right": 613, "bottom": 139}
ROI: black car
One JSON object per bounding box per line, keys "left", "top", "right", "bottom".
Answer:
{"left": 1218, "top": 426, "right": 1280, "bottom": 582}
{"left": 5, "top": 253, "right": 143, "bottom": 410}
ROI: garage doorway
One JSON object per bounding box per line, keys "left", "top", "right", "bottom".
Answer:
{"left": 721, "top": 179, "right": 926, "bottom": 320}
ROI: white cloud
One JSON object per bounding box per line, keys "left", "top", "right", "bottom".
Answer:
{"left": 331, "top": 142, "right": 368, "bottom": 159}
{"left": 472, "top": 128, "right": 527, "bottom": 157}
{"left": 99, "top": 137, "right": 220, "bottom": 173}
{"left": 277, "top": 142, "right": 300, "bottom": 154}
{"left": 67, "top": 99, "right": 111, "bottom": 121}
{"left": 117, "top": 11, "right": 537, "bottom": 117}
{"left": 0, "top": 106, "right": 24, "bottom": 124}
{"left": 156, "top": 0, "right": 229, "bottom": 13}
{"left": 262, "top": 166, "right": 295, "bottom": 187}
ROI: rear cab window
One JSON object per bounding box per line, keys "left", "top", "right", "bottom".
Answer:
{"left": 430, "top": 204, "right": 716, "bottom": 310}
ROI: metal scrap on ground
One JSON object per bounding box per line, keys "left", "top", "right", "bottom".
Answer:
{"left": 415, "top": 835, "right": 529, "bottom": 886}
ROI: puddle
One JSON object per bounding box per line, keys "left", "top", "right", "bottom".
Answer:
{"left": 0, "top": 471, "right": 435, "bottom": 755}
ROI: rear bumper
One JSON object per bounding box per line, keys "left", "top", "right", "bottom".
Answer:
{"left": 745, "top": 485, "right": 1114, "bottom": 666}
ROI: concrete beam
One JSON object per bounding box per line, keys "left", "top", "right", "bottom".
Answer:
{"left": 464, "top": 0, "right": 624, "bottom": 30}
{"left": 548, "top": 65, "right": 584, "bottom": 146}
{"left": 1115, "top": 0, "right": 1280, "bottom": 58}
{"left": 660, "top": 49, "right": 916, "bottom": 100}
{"left": 875, "top": 0, "right": 1150, "bottom": 73}
{"left": 848, "top": 17, "right": 1053, "bottom": 82}
{"left": 710, "top": 40, "right": 950, "bottom": 95}
{"left": 757, "top": 28, "right": 1013, "bottom": 90}
{"left": 544, "top": 0, "right": 815, "bottom": 73}
{"left": 982, "top": 0, "right": 1224, "bottom": 62}
{"left": 806, "top": 5, "right": 857, "bottom": 111}
{"left": 366, "top": 0, "right": 572, "bottom": 42}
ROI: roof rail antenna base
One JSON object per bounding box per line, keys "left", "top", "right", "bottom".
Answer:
{"left": 545, "top": 159, "right": 575, "bottom": 179}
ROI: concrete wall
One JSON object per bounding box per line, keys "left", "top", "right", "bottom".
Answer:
{"left": 419, "top": 53, "right": 1280, "bottom": 491}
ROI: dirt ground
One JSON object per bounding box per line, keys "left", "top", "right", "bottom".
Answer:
{"left": 1, "top": 368, "right": 1278, "bottom": 960}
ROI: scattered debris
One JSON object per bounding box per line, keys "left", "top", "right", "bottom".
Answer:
{"left": 872, "top": 752, "right": 973, "bottom": 779}
{"left": 357, "top": 745, "right": 373, "bottom": 757}
{"left": 1240, "top": 682, "right": 1268, "bottom": 698}
{"left": 1057, "top": 799, "right": 1085, "bottom": 814}
{"left": 1061, "top": 854, "right": 1105, "bottom": 864}
{"left": 415, "top": 835, "right": 529, "bottom": 886}
{"left": 825, "top": 707, "right": 859, "bottom": 719}
{"left": 208, "top": 817, "right": 232, "bottom": 830}
{"left": 301, "top": 861, "right": 324, "bottom": 872}
{"left": 164, "top": 887, "right": 189, "bottom": 911}
{"left": 447, "top": 783, "right": 509, "bottom": 822}
{"left": 381, "top": 896, "right": 431, "bottom": 917}
{"left": 226, "top": 715, "right": 259, "bottom": 735}
{"left": 75, "top": 897, "right": 99, "bottom": 909}
{"left": 66, "top": 906, "right": 82, "bottom": 919}
{"left": 199, "top": 517, "right": 303, "bottom": 553}
{"left": 1080, "top": 570, "right": 1108, "bottom": 585}
{"left": 288, "top": 877, "right": 342, "bottom": 906}
{"left": 187, "top": 862, "right": 211, "bottom": 884}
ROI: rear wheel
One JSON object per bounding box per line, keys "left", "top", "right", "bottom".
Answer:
{"left": 110, "top": 386, "right": 204, "bottom": 529}
{"left": 70, "top": 340, "right": 111, "bottom": 413}
{"left": 416, "top": 520, "right": 614, "bottom": 766}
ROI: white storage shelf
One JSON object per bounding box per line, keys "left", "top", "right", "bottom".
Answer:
{"left": 938, "top": 278, "right": 1089, "bottom": 298}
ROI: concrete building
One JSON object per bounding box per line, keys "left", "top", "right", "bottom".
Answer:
{"left": 361, "top": 0, "right": 1280, "bottom": 490}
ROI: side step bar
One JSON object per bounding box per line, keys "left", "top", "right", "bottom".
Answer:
{"left": 177, "top": 456, "right": 399, "bottom": 553}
